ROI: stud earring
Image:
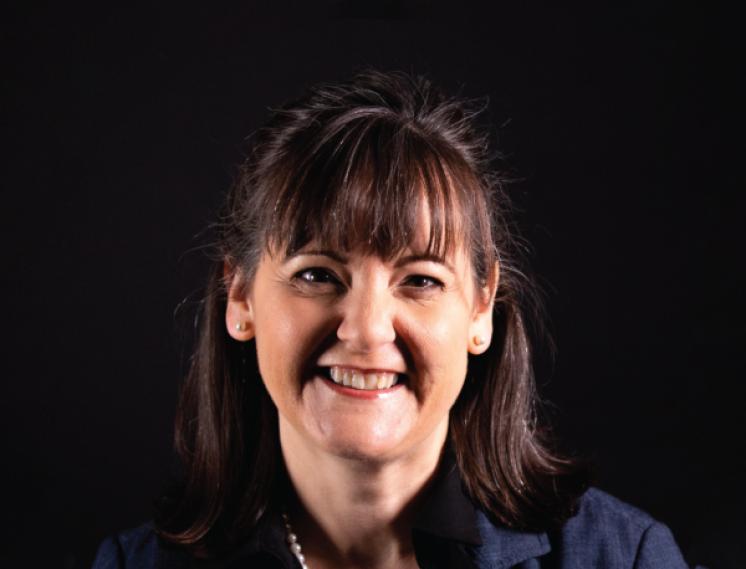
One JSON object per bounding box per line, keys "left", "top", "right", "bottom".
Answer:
{"left": 473, "top": 335, "right": 486, "bottom": 346}
{"left": 235, "top": 322, "right": 247, "bottom": 332}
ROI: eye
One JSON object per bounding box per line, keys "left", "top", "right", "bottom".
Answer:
{"left": 402, "top": 274, "right": 444, "bottom": 290}
{"left": 293, "top": 267, "right": 341, "bottom": 287}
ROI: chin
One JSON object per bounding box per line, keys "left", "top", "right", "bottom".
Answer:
{"left": 316, "top": 431, "right": 409, "bottom": 463}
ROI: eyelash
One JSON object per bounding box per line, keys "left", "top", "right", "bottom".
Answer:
{"left": 292, "top": 268, "right": 444, "bottom": 292}
{"left": 402, "top": 275, "right": 445, "bottom": 290}
{"left": 293, "top": 268, "right": 341, "bottom": 287}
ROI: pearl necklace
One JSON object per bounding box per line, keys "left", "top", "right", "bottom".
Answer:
{"left": 282, "top": 512, "right": 310, "bottom": 569}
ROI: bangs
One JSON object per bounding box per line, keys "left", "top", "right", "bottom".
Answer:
{"left": 264, "top": 117, "right": 476, "bottom": 261}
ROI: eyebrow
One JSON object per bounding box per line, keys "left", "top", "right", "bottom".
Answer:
{"left": 394, "top": 253, "right": 455, "bottom": 274}
{"left": 283, "top": 249, "right": 349, "bottom": 264}
{"left": 284, "top": 250, "right": 455, "bottom": 273}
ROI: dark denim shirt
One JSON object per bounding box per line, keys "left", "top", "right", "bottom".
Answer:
{"left": 93, "top": 464, "right": 696, "bottom": 569}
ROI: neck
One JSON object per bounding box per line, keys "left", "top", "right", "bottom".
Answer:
{"left": 279, "top": 417, "right": 448, "bottom": 569}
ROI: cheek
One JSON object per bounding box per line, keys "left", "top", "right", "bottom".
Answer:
{"left": 253, "top": 297, "right": 333, "bottom": 391}
{"left": 424, "top": 301, "right": 471, "bottom": 360}
{"left": 405, "top": 305, "right": 471, "bottom": 401}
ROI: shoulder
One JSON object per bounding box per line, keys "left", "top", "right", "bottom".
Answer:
{"left": 92, "top": 523, "right": 193, "bottom": 569}
{"left": 550, "top": 487, "right": 690, "bottom": 568}
{"left": 570, "top": 487, "right": 655, "bottom": 534}
{"left": 471, "top": 488, "right": 691, "bottom": 568}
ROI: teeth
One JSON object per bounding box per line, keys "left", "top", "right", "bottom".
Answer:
{"left": 351, "top": 372, "right": 365, "bottom": 389}
{"left": 328, "top": 367, "right": 399, "bottom": 391}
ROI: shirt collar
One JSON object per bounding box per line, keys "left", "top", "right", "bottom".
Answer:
{"left": 412, "top": 447, "right": 483, "bottom": 546}
{"left": 213, "top": 508, "right": 296, "bottom": 569}
{"left": 228, "top": 449, "right": 551, "bottom": 569}
{"left": 412, "top": 446, "right": 551, "bottom": 568}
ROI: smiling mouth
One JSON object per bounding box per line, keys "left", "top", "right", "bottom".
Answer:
{"left": 320, "top": 366, "right": 405, "bottom": 391}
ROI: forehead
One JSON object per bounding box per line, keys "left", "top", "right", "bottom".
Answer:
{"left": 271, "top": 190, "right": 467, "bottom": 263}
{"left": 258, "top": 113, "right": 483, "bottom": 272}
{"left": 294, "top": 203, "right": 465, "bottom": 255}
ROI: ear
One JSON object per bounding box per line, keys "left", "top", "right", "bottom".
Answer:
{"left": 468, "top": 262, "right": 499, "bottom": 355}
{"left": 224, "top": 261, "right": 255, "bottom": 342}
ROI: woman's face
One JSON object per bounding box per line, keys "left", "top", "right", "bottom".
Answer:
{"left": 227, "top": 216, "right": 496, "bottom": 463}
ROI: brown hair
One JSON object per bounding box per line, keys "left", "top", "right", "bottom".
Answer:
{"left": 156, "top": 70, "right": 586, "bottom": 553}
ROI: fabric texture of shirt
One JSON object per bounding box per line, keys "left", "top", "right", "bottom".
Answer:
{"left": 93, "top": 458, "right": 698, "bottom": 569}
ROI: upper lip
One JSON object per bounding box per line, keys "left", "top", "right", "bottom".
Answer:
{"left": 320, "top": 363, "right": 407, "bottom": 375}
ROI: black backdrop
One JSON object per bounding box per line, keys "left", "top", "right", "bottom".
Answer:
{"left": 2, "top": 2, "right": 743, "bottom": 568}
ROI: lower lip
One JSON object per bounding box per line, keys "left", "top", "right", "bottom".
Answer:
{"left": 318, "top": 375, "right": 404, "bottom": 400}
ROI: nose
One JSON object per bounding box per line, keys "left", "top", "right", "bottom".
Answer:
{"left": 336, "top": 281, "right": 396, "bottom": 352}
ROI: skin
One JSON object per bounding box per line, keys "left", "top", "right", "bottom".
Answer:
{"left": 226, "top": 217, "right": 498, "bottom": 569}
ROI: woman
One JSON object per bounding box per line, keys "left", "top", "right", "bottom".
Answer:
{"left": 93, "top": 70, "right": 693, "bottom": 568}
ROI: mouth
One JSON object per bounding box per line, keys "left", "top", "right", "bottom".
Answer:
{"left": 317, "top": 366, "right": 407, "bottom": 392}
